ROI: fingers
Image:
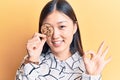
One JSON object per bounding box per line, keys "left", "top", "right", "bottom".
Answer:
{"left": 34, "top": 32, "right": 47, "bottom": 45}
{"left": 28, "top": 33, "right": 46, "bottom": 43}
{"left": 102, "top": 46, "right": 110, "bottom": 59}
{"left": 97, "top": 41, "right": 105, "bottom": 56}
{"left": 84, "top": 41, "right": 111, "bottom": 60}
{"left": 103, "top": 47, "right": 111, "bottom": 66}
{"left": 26, "top": 32, "right": 46, "bottom": 51}
{"left": 97, "top": 41, "right": 110, "bottom": 59}
{"left": 33, "top": 32, "right": 46, "bottom": 38}
{"left": 105, "top": 56, "right": 112, "bottom": 65}
{"left": 84, "top": 50, "right": 96, "bottom": 60}
{"left": 32, "top": 32, "right": 46, "bottom": 41}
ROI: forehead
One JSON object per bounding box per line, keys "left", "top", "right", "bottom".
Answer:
{"left": 43, "top": 10, "right": 73, "bottom": 24}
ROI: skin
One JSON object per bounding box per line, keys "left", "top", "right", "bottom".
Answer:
{"left": 83, "top": 41, "right": 111, "bottom": 75}
{"left": 42, "top": 10, "right": 77, "bottom": 60}
{"left": 26, "top": 10, "right": 111, "bottom": 75}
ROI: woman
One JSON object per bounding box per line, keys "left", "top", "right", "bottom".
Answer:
{"left": 16, "top": 0, "right": 111, "bottom": 80}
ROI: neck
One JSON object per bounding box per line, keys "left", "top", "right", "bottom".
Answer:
{"left": 52, "top": 50, "right": 72, "bottom": 61}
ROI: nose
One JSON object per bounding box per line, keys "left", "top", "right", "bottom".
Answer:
{"left": 52, "top": 28, "right": 60, "bottom": 39}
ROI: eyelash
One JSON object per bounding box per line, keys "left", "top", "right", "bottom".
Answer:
{"left": 60, "top": 25, "right": 66, "bottom": 29}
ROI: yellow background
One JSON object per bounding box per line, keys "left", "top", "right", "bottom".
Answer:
{"left": 0, "top": 0, "right": 120, "bottom": 80}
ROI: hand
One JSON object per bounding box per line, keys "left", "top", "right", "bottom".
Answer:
{"left": 83, "top": 41, "right": 112, "bottom": 75}
{"left": 26, "top": 32, "right": 46, "bottom": 62}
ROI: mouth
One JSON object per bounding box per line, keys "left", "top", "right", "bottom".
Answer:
{"left": 52, "top": 40, "right": 64, "bottom": 47}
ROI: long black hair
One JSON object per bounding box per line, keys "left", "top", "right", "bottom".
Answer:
{"left": 39, "top": 0, "right": 84, "bottom": 56}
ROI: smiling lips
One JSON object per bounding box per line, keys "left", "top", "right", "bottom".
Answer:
{"left": 52, "top": 40, "right": 64, "bottom": 47}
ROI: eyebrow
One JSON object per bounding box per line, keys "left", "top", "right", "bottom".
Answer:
{"left": 43, "top": 21, "right": 68, "bottom": 26}
{"left": 57, "top": 21, "right": 68, "bottom": 24}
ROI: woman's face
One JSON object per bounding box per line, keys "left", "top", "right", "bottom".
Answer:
{"left": 42, "top": 10, "right": 77, "bottom": 54}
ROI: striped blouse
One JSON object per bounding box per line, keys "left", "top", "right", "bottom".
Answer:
{"left": 16, "top": 50, "right": 101, "bottom": 80}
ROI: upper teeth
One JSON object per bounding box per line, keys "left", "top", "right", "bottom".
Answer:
{"left": 53, "top": 41, "right": 61, "bottom": 44}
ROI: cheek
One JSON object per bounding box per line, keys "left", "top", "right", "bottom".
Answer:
{"left": 63, "top": 29, "right": 74, "bottom": 38}
{"left": 63, "top": 29, "right": 75, "bottom": 42}
{"left": 64, "top": 26, "right": 75, "bottom": 34}
{"left": 63, "top": 32, "right": 74, "bottom": 43}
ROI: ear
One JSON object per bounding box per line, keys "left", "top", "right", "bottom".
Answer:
{"left": 73, "top": 23, "right": 77, "bottom": 34}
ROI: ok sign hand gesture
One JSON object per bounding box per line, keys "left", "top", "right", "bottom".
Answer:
{"left": 83, "top": 41, "right": 112, "bottom": 75}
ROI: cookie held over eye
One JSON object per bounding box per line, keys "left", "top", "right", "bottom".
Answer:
{"left": 41, "top": 24, "right": 54, "bottom": 37}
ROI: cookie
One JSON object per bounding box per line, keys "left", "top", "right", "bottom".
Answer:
{"left": 41, "top": 23, "right": 53, "bottom": 37}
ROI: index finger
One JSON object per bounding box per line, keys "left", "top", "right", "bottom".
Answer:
{"left": 97, "top": 41, "right": 105, "bottom": 56}
{"left": 33, "top": 32, "right": 46, "bottom": 38}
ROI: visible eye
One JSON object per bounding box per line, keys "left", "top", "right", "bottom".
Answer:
{"left": 60, "top": 25, "right": 66, "bottom": 29}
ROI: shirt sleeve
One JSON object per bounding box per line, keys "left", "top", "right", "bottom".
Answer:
{"left": 81, "top": 73, "right": 102, "bottom": 80}
{"left": 15, "top": 56, "right": 46, "bottom": 80}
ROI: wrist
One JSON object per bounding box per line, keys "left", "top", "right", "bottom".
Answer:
{"left": 86, "top": 71, "right": 100, "bottom": 76}
{"left": 29, "top": 56, "right": 39, "bottom": 62}
{"left": 24, "top": 56, "right": 39, "bottom": 65}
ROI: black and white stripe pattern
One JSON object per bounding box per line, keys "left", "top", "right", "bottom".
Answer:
{"left": 16, "top": 51, "right": 101, "bottom": 80}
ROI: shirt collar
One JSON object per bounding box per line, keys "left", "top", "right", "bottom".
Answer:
{"left": 46, "top": 50, "right": 81, "bottom": 67}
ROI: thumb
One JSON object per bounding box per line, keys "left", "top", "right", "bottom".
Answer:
{"left": 84, "top": 50, "right": 96, "bottom": 60}
{"left": 41, "top": 36, "right": 47, "bottom": 46}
